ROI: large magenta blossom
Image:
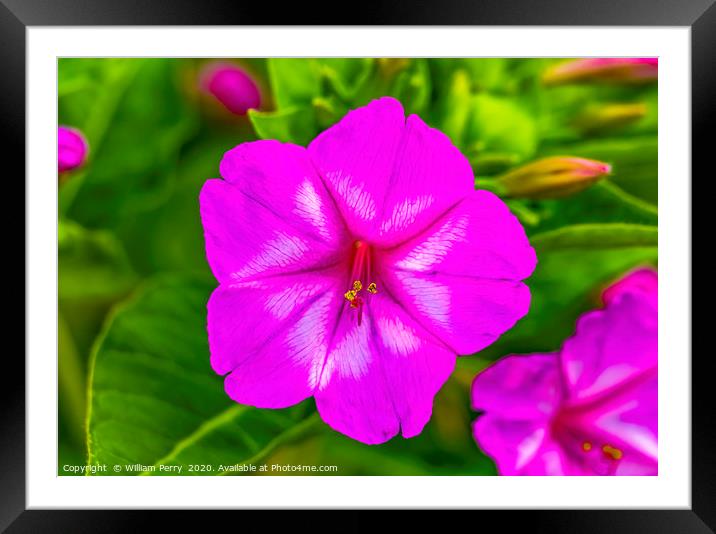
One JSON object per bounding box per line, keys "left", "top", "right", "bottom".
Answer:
{"left": 200, "top": 97, "right": 536, "bottom": 444}
{"left": 471, "top": 268, "right": 657, "bottom": 475}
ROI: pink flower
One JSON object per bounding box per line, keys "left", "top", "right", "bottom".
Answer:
{"left": 543, "top": 58, "right": 658, "bottom": 85}
{"left": 58, "top": 126, "right": 88, "bottom": 173}
{"left": 200, "top": 61, "right": 261, "bottom": 115}
{"left": 471, "top": 268, "right": 657, "bottom": 475}
{"left": 200, "top": 98, "right": 536, "bottom": 444}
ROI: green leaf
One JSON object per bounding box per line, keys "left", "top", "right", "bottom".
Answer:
{"left": 530, "top": 223, "right": 658, "bottom": 252}
{"left": 58, "top": 312, "right": 87, "bottom": 447}
{"left": 112, "top": 128, "right": 256, "bottom": 277}
{"left": 61, "top": 59, "right": 199, "bottom": 228}
{"left": 528, "top": 180, "right": 658, "bottom": 234}
{"left": 268, "top": 59, "right": 321, "bottom": 108}
{"left": 317, "top": 58, "right": 374, "bottom": 102}
{"left": 86, "top": 276, "right": 318, "bottom": 475}
{"left": 437, "top": 69, "right": 472, "bottom": 146}
{"left": 478, "top": 246, "right": 657, "bottom": 359}
{"left": 467, "top": 93, "right": 538, "bottom": 165}
{"left": 248, "top": 106, "right": 317, "bottom": 145}
{"left": 58, "top": 219, "right": 136, "bottom": 300}
{"left": 463, "top": 59, "right": 509, "bottom": 92}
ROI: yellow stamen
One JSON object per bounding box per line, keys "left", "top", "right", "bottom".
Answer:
{"left": 344, "top": 290, "right": 357, "bottom": 302}
{"left": 582, "top": 442, "right": 592, "bottom": 452}
{"left": 353, "top": 280, "right": 363, "bottom": 291}
{"left": 602, "top": 445, "right": 623, "bottom": 460}
{"left": 367, "top": 282, "right": 377, "bottom": 294}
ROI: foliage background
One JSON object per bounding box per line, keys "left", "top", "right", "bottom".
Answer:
{"left": 58, "top": 58, "right": 657, "bottom": 475}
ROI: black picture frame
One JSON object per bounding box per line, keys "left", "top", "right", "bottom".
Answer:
{"left": 4, "top": 0, "right": 708, "bottom": 530}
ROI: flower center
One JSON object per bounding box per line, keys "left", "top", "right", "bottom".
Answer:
{"left": 343, "top": 241, "right": 378, "bottom": 325}
{"left": 552, "top": 408, "right": 624, "bottom": 474}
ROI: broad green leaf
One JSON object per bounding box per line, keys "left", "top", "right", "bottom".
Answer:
{"left": 58, "top": 219, "right": 136, "bottom": 300}
{"left": 61, "top": 59, "right": 199, "bottom": 228}
{"left": 530, "top": 223, "right": 657, "bottom": 252}
{"left": 86, "top": 276, "right": 318, "bottom": 475}
{"left": 248, "top": 106, "right": 317, "bottom": 145}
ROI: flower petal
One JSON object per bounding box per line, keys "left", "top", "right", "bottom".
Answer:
{"left": 602, "top": 267, "right": 657, "bottom": 306}
{"left": 314, "top": 292, "right": 455, "bottom": 443}
{"left": 222, "top": 283, "right": 345, "bottom": 409}
{"left": 561, "top": 290, "right": 657, "bottom": 402}
{"left": 371, "top": 293, "right": 456, "bottom": 438}
{"left": 200, "top": 175, "right": 346, "bottom": 284}
{"left": 383, "top": 190, "right": 537, "bottom": 281}
{"left": 568, "top": 372, "right": 658, "bottom": 472}
{"left": 313, "top": 305, "right": 399, "bottom": 444}
{"left": 472, "top": 354, "right": 563, "bottom": 419}
{"left": 471, "top": 353, "right": 569, "bottom": 475}
{"left": 207, "top": 269, "right": 343, "bottom": 378}
{"left": 308, "top": 97, "right": 473, "bottom": 246}
{"left": 474, "top": 417, "right": 579, "bottom": 475}
{"left": 382, "top": 269, "right": 531, "bottom": 355}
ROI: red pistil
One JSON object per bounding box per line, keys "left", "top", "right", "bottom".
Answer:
{"left": 343, "top": 241, "right": 378, "bottom": 325}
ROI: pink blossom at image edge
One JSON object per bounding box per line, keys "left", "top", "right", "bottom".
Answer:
{"left": 58, "top": 126, "right": 88, "bottom": 173}
{"left": 199, "top": 97, "right": 537, "bottom": 444}
{"left": 471, "top": 267, "right": 658, "bottom": 475}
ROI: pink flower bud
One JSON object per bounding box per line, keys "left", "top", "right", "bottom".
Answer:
{"left": 199, "top": 62, "right": 261, "bottom": 115}
{"left": 543, "top": 58, "right": 658, "bottom": 85}
{"left": 498, "top": 156, "right": 612, "bottom": 199}
{"left": 58, "top": 126, "right": 88, "bottom": 173}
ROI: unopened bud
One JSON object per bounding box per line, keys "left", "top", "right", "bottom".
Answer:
{"left": 498, "top": 156, "right": 611, "bottom": 199}
{"left": 574, "top": 103, "right": 648, "bottom": 134}
{"left": 543, "top": 58, "right": 658, "bottom": 85}
{"left": 58, "top": 126, "right": 88, "bottom": 173}
{"left": 200, "top": 61, "right": 261, "bottom": 115}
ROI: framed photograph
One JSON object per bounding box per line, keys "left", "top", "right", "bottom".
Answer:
{"left": 5, "top": 0, "right": 709, "bottom": 529}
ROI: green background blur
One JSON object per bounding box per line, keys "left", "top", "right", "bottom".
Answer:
{"left": 58, "top": 58, "right": 657, "bottom": 475}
